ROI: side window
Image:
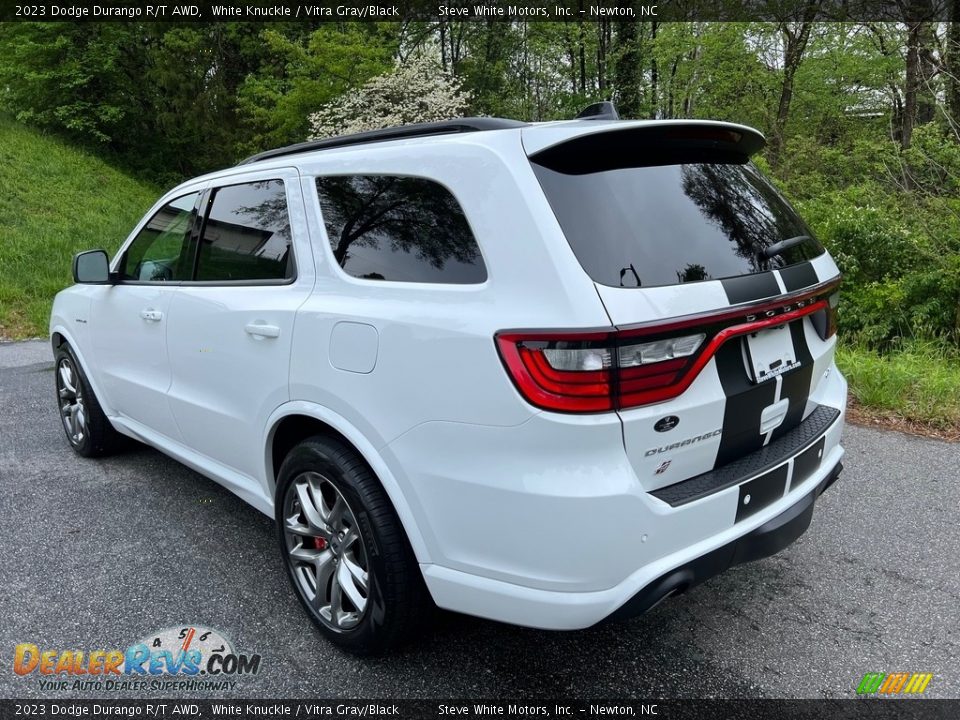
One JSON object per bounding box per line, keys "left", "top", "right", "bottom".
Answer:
{"left": 195, "top": 179, "right": 294, "bottom": 282}
{"left": 315, "top": 175, "right": 487, "bottom": 284}
{"left": 120, "top": 192, "right": 199, "bottom": 282}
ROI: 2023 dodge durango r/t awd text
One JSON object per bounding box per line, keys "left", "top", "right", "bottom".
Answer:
{"left": 51, "top": 107, "right": 846, "bottom": 654}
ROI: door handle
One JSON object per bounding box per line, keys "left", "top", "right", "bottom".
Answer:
{"left": 140, "top": 309, "right": 163, "bottom": 322}
{"left": 245, "top": 322, "right": 281, "bottom": 339}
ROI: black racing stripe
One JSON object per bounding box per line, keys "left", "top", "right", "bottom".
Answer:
{"left": 778, "top": 262, "right": 819, "bottom": 292}
{"left": 736, "top": 464, "right": 788, "bottom": 522}
{"left": 721, "top": 271, "right": 782, "bottom": 305}
{"left": 790, "top": 436, "right": 825, "bottom": 490}
{"left": 770, "top": 319, "right": 815, "bottom": 442}
{"left": 713, "top": 339, "right": 777, "bottom": 468}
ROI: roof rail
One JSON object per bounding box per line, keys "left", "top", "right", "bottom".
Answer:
{"left": 238, "top": 117, "right": 528, "bottom": 165}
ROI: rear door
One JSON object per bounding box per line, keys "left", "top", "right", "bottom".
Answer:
{"left": 524, "top": 123, "right": 841, "bottom": 490}
{"left": 165, "top": 168, "right": 313, "bottom": 487}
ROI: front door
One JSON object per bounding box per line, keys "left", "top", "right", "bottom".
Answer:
{"left": 90, "top": 191, "right": 201, "bottom": 441}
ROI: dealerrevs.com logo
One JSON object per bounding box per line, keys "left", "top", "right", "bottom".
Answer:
{"left": 13, "top": 626, "right": 261, "bottom": 693}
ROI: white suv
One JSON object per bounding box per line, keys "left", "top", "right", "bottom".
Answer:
{"left": 51, "top": 108, "right": 846, "bottom": 654}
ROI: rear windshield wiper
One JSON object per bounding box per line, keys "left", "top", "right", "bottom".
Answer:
{"left": 760, "top": 235, "right": 811, "bottom": 260}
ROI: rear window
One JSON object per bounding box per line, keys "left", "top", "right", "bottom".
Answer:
{"left": 196, "top": 179, "right": 293, "bottom": 282}
{"left": 531, "top": 159, "right": 824, "bottom": 288}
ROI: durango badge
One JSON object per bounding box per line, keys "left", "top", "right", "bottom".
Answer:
{"left": 645, "top": 429, "right": 722, "bottom": 456}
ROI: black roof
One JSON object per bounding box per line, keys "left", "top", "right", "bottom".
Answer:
{"left": 238, "top": 117, "right": 528, "bottom": 165}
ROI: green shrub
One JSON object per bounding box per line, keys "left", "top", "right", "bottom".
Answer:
{"left": 901, "top": 124, "right": 960, "bottom": 197}
{"left": 834, "top": 260, "right": 960, "bottom": 350}
{"left": 807, "top": 201, "right": 920, "bottom": 283}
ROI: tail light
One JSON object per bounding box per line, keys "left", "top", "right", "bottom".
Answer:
{"left": 497, "top": 330, "right": 614, "bottom": 412}
{"left": 496, "top": 279, "right": 840, "bottom": 413}
{"left": 811, "top": 291, "right": 840, "bottom": 340}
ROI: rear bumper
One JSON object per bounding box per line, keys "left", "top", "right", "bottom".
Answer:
{"left": 401, "top": 367, "right": 847, "bottom": 630}
{"left": 421, "top": 455, "right": 843, "bottom": 630}
{"left": 608, "top": 460, "right": 842, "bottom": 621}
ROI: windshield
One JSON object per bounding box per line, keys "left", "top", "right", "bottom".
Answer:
{"left": 531, "top": 160, "right": 824, "bottom": 288}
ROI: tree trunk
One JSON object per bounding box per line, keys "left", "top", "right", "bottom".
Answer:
{"left": 614, "top": 16, "right": 642, "bottom": 118}
{"left": 438, "top": 21, "right": 447, "bottom": 72}
{"left": 949, "top": 1, "right": 960, "bottom": 129}
{"left": 669, "top": 57, "right": 680, "bottom": 118}
{"left": 903, "top": 22, "right": 919, "bottom": 149}
{"left": 578, "top": 1, "right": 587, "bottom": 96}
{"left": 901, "top": 0, "right": 936, "bottom": 149}
{"left": 649, "top": 22, "right": 659, "bottom": 118}
{"left": 597, "top": 20, "right": 610, "bottom": 93}
{"left": 768, "top": 2, "right": 820, "bottom": 169}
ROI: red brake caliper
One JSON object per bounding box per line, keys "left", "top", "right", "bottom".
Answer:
{"left": 311, "top": 536, "right": 328, "bottom": 550}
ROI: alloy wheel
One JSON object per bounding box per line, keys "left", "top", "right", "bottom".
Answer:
{"left": 283, "top": 471, "right": 370, "bottom": 631}
{"left": 57, "top": 357, "right": 86, "bottom": 446}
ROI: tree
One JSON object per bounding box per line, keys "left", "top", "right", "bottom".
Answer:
{"left": 237, "top": 24, "right": 397, "bottom": 155}
{"left": 0, "top": 23, "right": 145, "bottom": 146}
{"left": 308, "top": 55, "right": 471, "bottom": 139}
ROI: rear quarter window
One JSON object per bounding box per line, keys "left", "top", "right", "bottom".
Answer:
{"left": 315, "top": 175, "right": 487, "bottom": 284}
{"left": 532, "top": 157, "right": 824, "bottom": 288}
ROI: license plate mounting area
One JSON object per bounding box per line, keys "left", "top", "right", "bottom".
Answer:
{"left": 744, "top": 324, "right": 798, "bottom": 383}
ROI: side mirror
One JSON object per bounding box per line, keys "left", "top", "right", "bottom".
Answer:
{"left": 72, "top": 249, "right": 112, "bottom": 284}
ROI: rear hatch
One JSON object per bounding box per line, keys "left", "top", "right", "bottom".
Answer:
{"left": 522, "top": 121, "right": 841, "bottom": 491}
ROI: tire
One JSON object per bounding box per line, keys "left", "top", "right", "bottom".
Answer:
{"left": 54, "top": 343, "right": 124, "bottom": 457}
{"left": 275, "top": 435, "right": 430, "bottom": 654}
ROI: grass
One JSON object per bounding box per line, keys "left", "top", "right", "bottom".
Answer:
{"left": 0, "top": 117, "right": 159, "bottom": 338}
{"left": 836, "top": 341, "right": 960, "bottom": 435}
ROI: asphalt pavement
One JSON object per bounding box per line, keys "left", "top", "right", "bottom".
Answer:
{"left": 1, "top": 340, "right": 958, "bottom": 699}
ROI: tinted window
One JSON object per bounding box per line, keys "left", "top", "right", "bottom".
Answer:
{"left": 532, "top": 160, "right": 824, "bottom": 288}
{"left": 315, "top": 175, "right": 486, "bottom": 284}
{"left": 120, "top": 192, "right": 198, "bottom": 282}
{"left": 196, "top": 180, "right": 293, "bottom": 282}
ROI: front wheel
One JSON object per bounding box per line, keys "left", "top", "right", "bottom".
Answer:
{"left": 275, "top": 436, "right": 430, "bottom": 654}
{"left": 54, "top": 344, "right": 123, "bottom": 457}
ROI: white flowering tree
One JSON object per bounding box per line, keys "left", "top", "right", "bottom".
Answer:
{"left": 308, "top": 55, "right": 472, "bottom": 139}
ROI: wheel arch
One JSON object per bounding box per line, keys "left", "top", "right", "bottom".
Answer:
{"left": 264, "top": 401, "right": 431, "bottom": 564}
{"left": 49, "top": 324, "right": 116, "bottom": 418}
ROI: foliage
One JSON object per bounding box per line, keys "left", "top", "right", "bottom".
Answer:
{"left": 308, "top": 55, "right": 471, "bottom": 138}
{"left": 236, "top": 25, "right": 397, "bottom": 155}
{"left": 0, "top": 23, "right": 140, "bottom": 145}
{"left": 2, "top": 17, "right": 960, "bottom": 379}
{"left": 0, "top": 22, "right": 397, "bottom": 179}
{"left": 651, "top": 23, "right": 775, "bottom": 126}
{"left": 773, "top": 127, "right": 960, "bottom": 350}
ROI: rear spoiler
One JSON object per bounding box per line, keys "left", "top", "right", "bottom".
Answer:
{"left": 524, "top": 121, "right": 766, "bottom": 174}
